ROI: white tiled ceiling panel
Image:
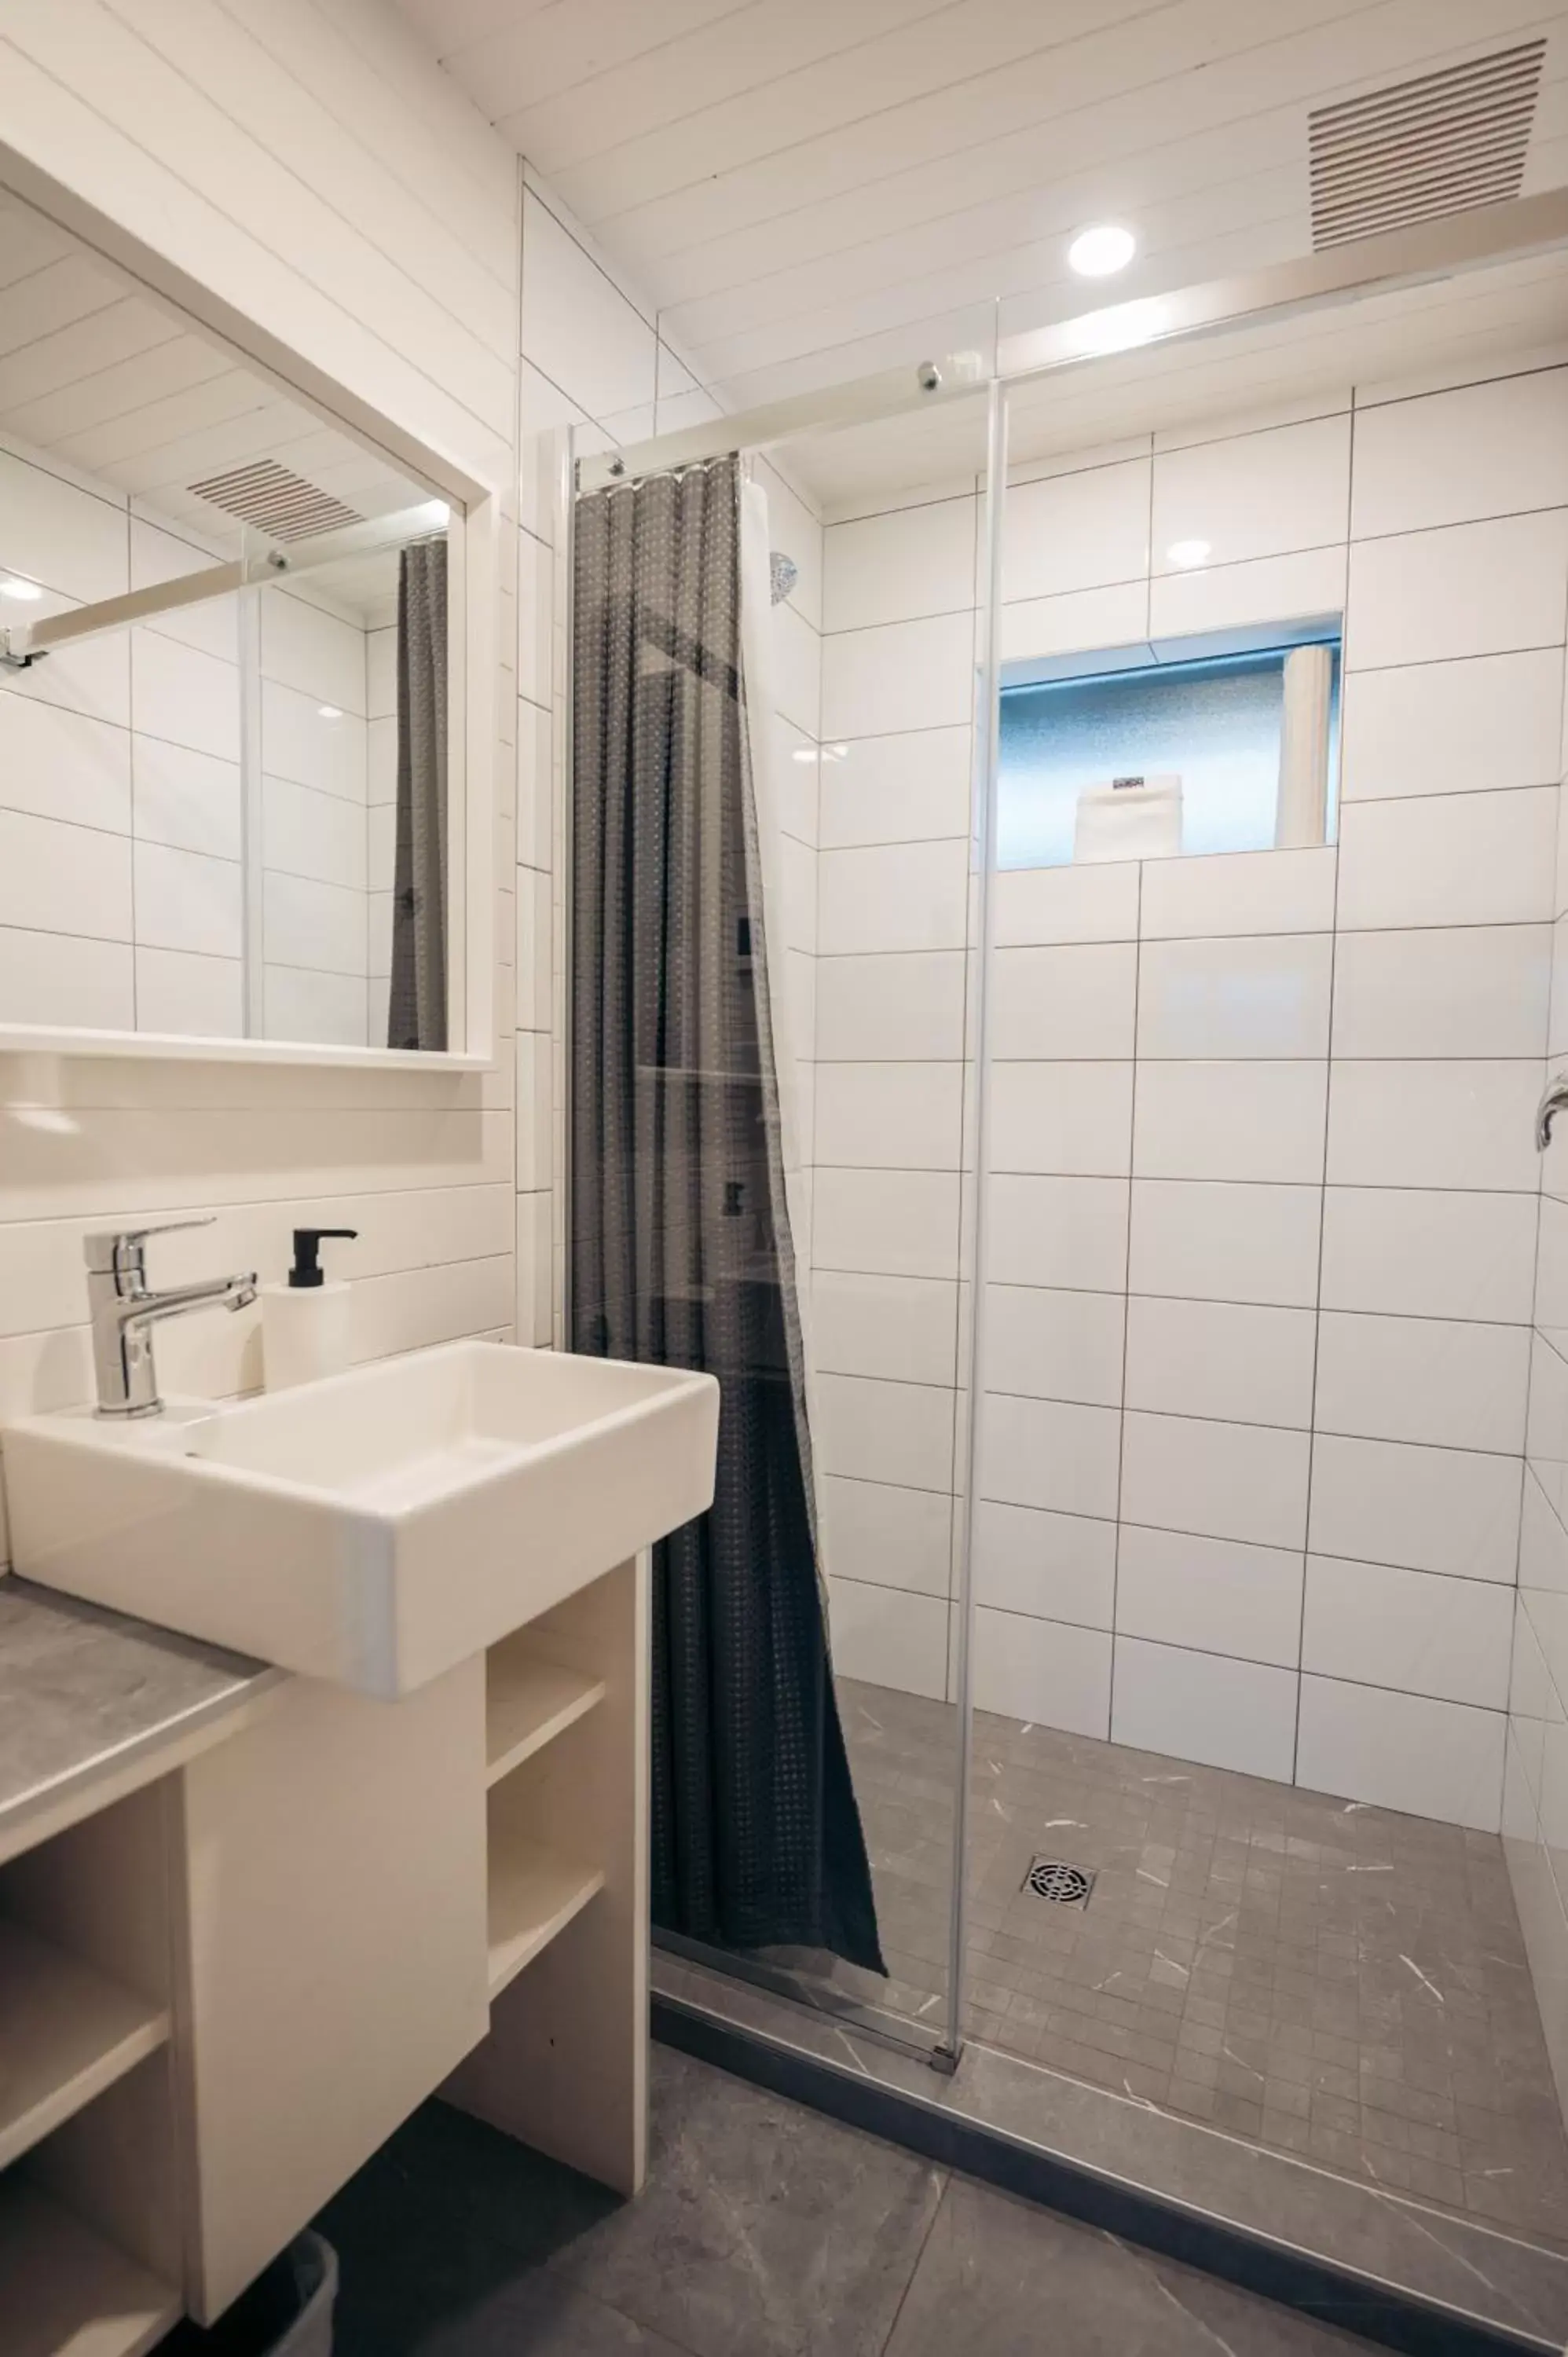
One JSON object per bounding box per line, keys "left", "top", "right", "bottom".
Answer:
{"left": 397, "top": 0, "right": 1568, "bottom": 416}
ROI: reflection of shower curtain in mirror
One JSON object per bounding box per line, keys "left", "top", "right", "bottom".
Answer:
{"left": 571, "top": 454, "right": 884, "bottom": 1973}
{"left": 388, "top": 540, "right": 448, "bottom": 1051}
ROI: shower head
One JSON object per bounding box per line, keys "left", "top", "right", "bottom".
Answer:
{"left": 769, "top": 551, "right": 799, "bottom": 606}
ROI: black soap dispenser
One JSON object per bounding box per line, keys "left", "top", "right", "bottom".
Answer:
{"left": 261, "top": 1227, "right": 359, "bottom": 1390}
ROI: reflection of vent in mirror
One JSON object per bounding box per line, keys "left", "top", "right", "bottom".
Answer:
{"left": 1309, "top": 40, "right": 1544, "bottom": 250}
{"left": 188, "top": 459, "right": 364, "bottom": 541}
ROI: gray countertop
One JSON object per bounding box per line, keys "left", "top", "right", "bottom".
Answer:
{"left": 0, "top": 1574, "right": 284, "bottom": 1864}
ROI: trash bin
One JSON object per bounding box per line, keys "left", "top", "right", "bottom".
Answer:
{"left": 158, "top": 2233, "right": 337, "bottom": 2356}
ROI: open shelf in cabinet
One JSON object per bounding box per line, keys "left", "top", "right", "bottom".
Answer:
{"left": 0, "top": 2177, "right": 178, "bottom": 2357}
{"left": 0, "top": 1919, "right": 170, "bottom": 2172}
{"left": 485, "top": 1638, "right": 606, "bottom": 1789}
{"left": 486, "top": 1844, "right": 603, "bottom": 2000}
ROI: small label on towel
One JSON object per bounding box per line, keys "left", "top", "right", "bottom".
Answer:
{"left": 1111, "top": 775, "right": 1147, "bottom": 790}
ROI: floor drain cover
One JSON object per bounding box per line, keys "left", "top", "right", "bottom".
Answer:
{"left": 1024, "top": 1858, "right": 1095, "bottom": 1907}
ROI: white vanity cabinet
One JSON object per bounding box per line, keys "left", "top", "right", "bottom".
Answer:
{"left": 173, "top": 1658, "right": 490, "bottom": 2319}
{"left": 0, "top": 1551, "right": 655, "bottom": 2351}
{"left": 175, "top": 1553, "right": 650, "bottom": 2323}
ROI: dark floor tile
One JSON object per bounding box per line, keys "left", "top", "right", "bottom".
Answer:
{"left": 546, "top": 2045, "right": 945, "bottom": 2357}
{"left": 317, "top": 2091, "right": 619, "bottom": 2270}
{"left": 884, "top": 2176, "right": 1368, "bottom": 2355}
{"left": 337, "top": 2266, "right": 689, "bottom": 2356}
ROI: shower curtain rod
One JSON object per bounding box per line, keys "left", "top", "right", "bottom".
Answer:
{"left": 0, "top": 497, "right": 449, "bottom": 669}
{"left": 576, "top": 186, "right": 1568, "bottom": 495}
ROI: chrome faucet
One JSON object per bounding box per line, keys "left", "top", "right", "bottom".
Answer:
{"left": 1539, "top": 1073, "right": 1568, "bottom": 1153}
{"left": 86, "top": 1219, "right": 257, "bottom": 1418}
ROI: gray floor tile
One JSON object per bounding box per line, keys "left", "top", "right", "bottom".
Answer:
{"left": 810, "top": 1677, "right": 1568, "bottom": 2245}
{"left": 548, "top": 2045, "right": 946, "bottom": 2357}
{"left": 394, "top": 2275, "right": 693, "bottom": 2355}
{"left": 883, "top": 2177, "right": 1368, "bottom": 2356}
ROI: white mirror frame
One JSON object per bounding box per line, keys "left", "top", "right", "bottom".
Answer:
{"left": 0, "top": 143, "right": 498, "bottom": 1072}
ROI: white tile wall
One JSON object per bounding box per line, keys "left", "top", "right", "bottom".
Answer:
{"left": 1124, "top": 1296, "right": 1315, "bottom": 1428}
{"left": 815, "top": 1271, "right": 957, "bottom": 1387}
{"left": 820, "top": 611, "right": 974, "bottom": 739}
{"left": 1349, "top": 371, "right": 1568, "bottom": 537}
{"left": 1346, "top": 511, "right": 1568, "bottom": 671}
{"left": 1002, "top": 460, "right": 1149, "bottom": 600}
{"left": 1341, "top": 649, "right": 1564, "bottom": 803}
{"left": 824, "top": 496, "right": 976, "bottom": 630}
{"left": 1331, "top": 926, "right": 1551, "bottom": 1058}
{"left": 1152, "top": 414, "right": 1350, "bottom": 572}
{"left": 1314, "top": 1311, "right": 1530, "bottom": 1454}
{"left": 1127, "top": 1180, "right": 1321, "bottom": 1307}
{"left": 1115, "top": 1526, "right": 1303, "bottom": 1672}
{"left": 1309, "top": 1434, "right": 1522, "bottom": 1584}
{"left": 800, "top": 358, "right": 1568, "bottom": 1843}
{"left": 986, "top": 1174, "right": 1128, "bottom": 1292}
{"left": 1133, "top": 1061, "right": 1326, "bottom": 1184}
{"left": 1120, "top": 1410, "right": 1310, "bottom": 1552}
{"left": 822, "top": 1475, "right": 952, "bottom": 1597}
{"left": 984, "top": 1283, "right": 1123, "bottom": 1408}
{"left": 974, "top": 1499, "right": 1116, "bottom": 1630}
{"left": 990, "top": 944, "right": 1137, "bottom": 1059}
{"left": 972, "top": 1607, "right": 1112, "bottom": 1738}
{"left": 1135, "top": 934, "right": 1331, "bottom": 1060}
{"left": 818, "top": 728, "right": 971, "bottom": 848}
{"left": 1320, "top": 1189, "right": 1539, "bottom": 1324}
{"left": 816, "top": 952, "right": 965, "bottom": 1061}
{"left": 990, "top": 1060, "right": 1133, "bottom": 1175}
{"left": 818, "top": 840, "right": 967, "bottom": 955}
{"left": 0, "top": 1, "right": 523, "bottom": 1554}
{"left": 1296, "top": 1677, "right": 1505, "bottom": 1832}
{"left": 1112, "top": 1637, "right": 1297, "bottom": 1781}
{"left": 1335, "top": 788, "right": 1556, "bottom": 930}
{"left": 1301, "top": 1555, "right": 1513, "bottom": 1710}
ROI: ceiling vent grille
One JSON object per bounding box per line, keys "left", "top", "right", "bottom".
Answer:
{"left": 1309, "top": 39, "right": 1545, "bottom": 250}
{"left": 186, "top": 459, "right": 362, "bottom": 542}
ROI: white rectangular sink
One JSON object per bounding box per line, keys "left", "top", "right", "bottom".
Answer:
{"left": 4, "top": 1343, "right": 719, "bottom": 1697}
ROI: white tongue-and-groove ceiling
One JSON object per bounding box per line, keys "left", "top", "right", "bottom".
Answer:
{"left": 399, "top": 0, "right": 1568, "bottom": 426}
{"left": 0, "top": 187, "right": 428, "bottom": 610}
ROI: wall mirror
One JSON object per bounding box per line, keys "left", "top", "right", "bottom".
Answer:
{"left": 0, "top": 174, "right": 490, "bottom": 1063}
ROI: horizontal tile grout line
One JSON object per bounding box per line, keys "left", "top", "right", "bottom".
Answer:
{"left": 967, "top": 1596, "right": 1508, "bottom": 1710}
{"left": 816, "top": 1283, "right": 1533, "bottom": 1326}
{"left": 818, "top": 511, "right": 1568, "bottom": 640}
{"left": 826, "top": 1504, "right": 1520, "bottom": 1600}
{"left": 825, "top": 1565, "right": 1508, "bottom": 1697}
{"left": 866, "top": 1356, "right": 1522, "bottom": 1435}
{"left": 817, "top": 911, "right": 1556, "bottom": 941}
{"left": 813, "top": 1047, "right": 1548, "bottom": 1066}
{"left": 0, "top": 1181, "right": 516, "bottom": 1236}
{"left": 811, "top": 1170, "right": 1544, "bottom": 1191}
{"left": 0, "top": 1266, "right": 517, "bottom": 1352}
{"left": 824, "top": 1371, "right": 1523, "bottom": 1453}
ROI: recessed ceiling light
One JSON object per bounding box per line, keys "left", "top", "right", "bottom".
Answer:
{"left": 1068, "top": 224, "right": 1137, "bottom": 279}
{"left": 317, "top": 704, "right": 343, "bottom": 720}
{"left": 1167, "top": 539, "right": 1211, "bottom": 570}
{"left": 0, "top": 576, "right": 42, "bottom": 601}
{"left": 790, "top": 747, "right": 818, "bottom": 764}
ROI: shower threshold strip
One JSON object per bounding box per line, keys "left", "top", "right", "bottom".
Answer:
{"left": 650, "top": 1961, "right": 1568, "bottom": 2357}
{"left": 652, "top": 1929, "right": 952, "bottom": 2069}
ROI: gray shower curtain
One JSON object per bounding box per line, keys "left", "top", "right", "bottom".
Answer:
{"left": 571, "top": 454, "right": 883, "bottom": 1974}
{"left": 388, "top": 539, "right": 448, "bottom": 1051}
